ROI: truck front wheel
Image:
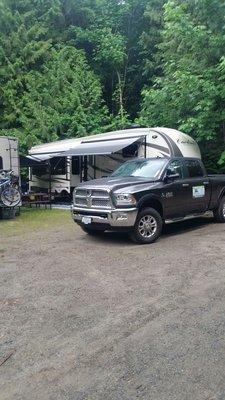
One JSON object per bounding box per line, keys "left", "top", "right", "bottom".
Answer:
{"left": 129, "top": 207, "right": 163, "bottom": 244}
{"left": 214, "top": 196, "right": 225, "bottom": 223}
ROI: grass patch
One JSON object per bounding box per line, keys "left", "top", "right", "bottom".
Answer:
{"left": 1, "top": 207, "right": 72, "bottom": 237}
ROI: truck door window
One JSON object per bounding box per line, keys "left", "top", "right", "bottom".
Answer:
{"left": 0, "top": 156, "right": 3, "bottom": 170}
{"left": 167, "top": 160, "right": 183, "bottom": 178}
{"left": 185, "top": 160, "right": 204, "bottom": 178}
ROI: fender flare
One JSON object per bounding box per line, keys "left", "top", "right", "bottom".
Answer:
{"left": 137, "top": 194, "right": 164, "bottom": 216}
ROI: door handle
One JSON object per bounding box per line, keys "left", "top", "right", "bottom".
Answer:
{"left": 182, "top": 183, "right": 189, "bottom": 187}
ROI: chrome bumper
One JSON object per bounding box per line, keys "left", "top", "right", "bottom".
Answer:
{"left": 71, "top": 205, "right": 138, "bottom": 228}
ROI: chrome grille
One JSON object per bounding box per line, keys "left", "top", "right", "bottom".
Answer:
{"left": 91, "top": 189, "right": 109, "bottom": 198}
{"left": 75, "top": 189, "right": 87, "bottom": 197}
{"left": 75, "top": 198, "right": 88, "bottom": 206}
{"left": 74, "top": 188, "right": 111, "bottom": 209}
{"left": 92, "top": 198, "right": 110, "bottom": 208}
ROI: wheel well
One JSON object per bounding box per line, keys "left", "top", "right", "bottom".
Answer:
{"left": 139, "top": 199, "right": 163, "bottom": 217}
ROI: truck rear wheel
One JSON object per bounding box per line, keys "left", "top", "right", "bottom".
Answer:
{"left": 214, "top": 196, "right": 225, "bottom": 223}
{"left": 81, "top": 225, "right": 105, "bottom": 235}
{"left": 129, "top": 207, "right": 163, "bottom": 244}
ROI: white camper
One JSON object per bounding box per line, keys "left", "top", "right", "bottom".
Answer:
{"left": 28, "top": 127, "right": 201, "bottom": 195}
{"left": 0, "top": 136, "right": 20, "bottom": 176}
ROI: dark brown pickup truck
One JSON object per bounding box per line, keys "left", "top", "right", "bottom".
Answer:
{"left": 71, "top": 157, "right": 225, "bottom": 244}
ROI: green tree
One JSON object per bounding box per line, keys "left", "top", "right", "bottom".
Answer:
{"left": 139, "top": 0, "right": 225, "bottom": 170}
{"left": 20, "top": 46, "right": 108, "bottom": 149}
{"left": 0, "top": 0, "right": 108, "bottom": 152}
{"left": 71, "top": 0, "right": 152, "bottom": 121}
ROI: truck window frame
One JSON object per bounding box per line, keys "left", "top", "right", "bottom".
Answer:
{"left": 165, "top": 159, "right": 184, "bottom": 180}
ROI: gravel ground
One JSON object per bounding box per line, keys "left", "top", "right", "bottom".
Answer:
{"left": 1, "top": 211, "right": 225, "bottom": 400}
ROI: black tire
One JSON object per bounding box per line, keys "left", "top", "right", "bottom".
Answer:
{"left": 81, "top": 225, "right": 105, "bottom": 235}
{"left": 214, "top": 196, "right": 225, "bottom": 223}
{"left": 129, "top": 207, "right": 163, "bottom": 244}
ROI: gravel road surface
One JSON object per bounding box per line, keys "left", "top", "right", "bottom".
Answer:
{"left": 1, "top": 211, "right": 225, "bottom": 400}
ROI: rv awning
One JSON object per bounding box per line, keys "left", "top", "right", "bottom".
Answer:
{"left": 20, "top": 155, "right": 45, "bottom": 167}
{"left": 64, "top": 136, "right": 142, "bottom": 156}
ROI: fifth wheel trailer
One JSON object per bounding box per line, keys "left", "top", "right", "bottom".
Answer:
{"left": 28, "top": 127, "right": 201, "bottom": 195}
{"left": 0, "top": 136, "right": 20, "bottom": 177}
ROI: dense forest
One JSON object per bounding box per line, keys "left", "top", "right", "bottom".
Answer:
{"left": 1, "top": 0, "right": 225, "bottom": 171}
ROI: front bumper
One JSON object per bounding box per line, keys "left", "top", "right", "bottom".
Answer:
{"left": 71, "top": 205, "right": 138, "bottom": 228}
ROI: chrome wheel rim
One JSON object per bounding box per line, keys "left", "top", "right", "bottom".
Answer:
{"left": 138, "top": 215, "right": 157, "bottom": 238}
{"left": 223, "top": 202, "right": 225, "bottom": 218}
{"left": 1, "top": 187, "right": 21, "bottom": 207}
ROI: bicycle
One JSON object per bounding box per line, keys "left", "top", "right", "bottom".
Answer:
{"left": 0, "top": 170, "right": 21, "bottom": 207}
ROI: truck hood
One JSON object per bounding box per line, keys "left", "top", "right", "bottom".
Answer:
{"left": 76, "top": 176, "right": 160, "bottom": 193}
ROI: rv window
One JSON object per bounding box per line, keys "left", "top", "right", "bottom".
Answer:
{"left": 72, "top": 156, "right": 80, "bottom": 175}
{"left": 122, "top": 142, "right": 139, "bottom": 158}
{"left": 0, "top": 156, "right": 3, "bottom": 170}
{"left": 88, "top": 155, "right": 94, "bottom": 166}
{"left": 50, "top": 157, "right": 66, "bottom": 175}
{"left": 32, "top": 164, "right": 48, "bottom": 176}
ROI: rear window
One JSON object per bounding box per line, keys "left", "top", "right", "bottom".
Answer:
{"left": 185, "top": 160, "right": 204, "bottom": 177}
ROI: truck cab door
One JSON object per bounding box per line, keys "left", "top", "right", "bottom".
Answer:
{"left": 162, "top": 159, "right": 190, "bottom": 218}
{"left": 182, "top": 159, "right": 211, "bottom": 214}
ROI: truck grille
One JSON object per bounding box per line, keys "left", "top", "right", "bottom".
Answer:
{"left": 74, "top": 188, "right": 111, "bottom": 209}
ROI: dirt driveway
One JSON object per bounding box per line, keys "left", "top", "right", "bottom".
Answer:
{"left": 1, "top": 209, "right": 225, "bottom": 400}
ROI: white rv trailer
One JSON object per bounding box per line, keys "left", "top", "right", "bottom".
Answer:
{"left": 28, "top": 127, "right": 201, "bottom": 195}
{"left": 0, "top": 136, "right": 20, "bottom": 176}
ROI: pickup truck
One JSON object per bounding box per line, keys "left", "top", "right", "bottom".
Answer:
{"left": 71, "top": 157, "right": 225, "bottom": 244}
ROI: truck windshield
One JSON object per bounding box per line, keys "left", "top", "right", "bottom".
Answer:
{"left": 111, "top": 159, "right": 167, "bottom": 179}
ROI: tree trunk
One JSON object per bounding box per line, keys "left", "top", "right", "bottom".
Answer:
{"left": 116, "top": 69, "right": 124, "bottom": 121}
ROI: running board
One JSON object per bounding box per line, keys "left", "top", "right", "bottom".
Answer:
{"left": 165, "top": 211, "right": 212, "bottom": 224}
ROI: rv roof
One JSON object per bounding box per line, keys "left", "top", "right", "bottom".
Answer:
{"left": 30, "top": 128, "right": 149, "bottom": 151}
{"left": 29, "top": 127, "right": 184, "bottom": 154}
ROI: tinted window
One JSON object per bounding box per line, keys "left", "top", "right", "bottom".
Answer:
{"left": 32, "top": 157, "right": 67, "bottom": 176}
{"left": 50, "top": 157, "right": 66, "bottom": 175}
{"left": 72, "top": 156, "right": 80, "bottom": 175}
{"left": 185, "top": 160, "right": 204, "bottom": 177}
{"left": 166, "top": 160, "right": 183, "bottom": 179}
{"left": 0, "top": 156, "right": 3, "bottom": 170}
{"left": 122, "top": 142, "right": 139, "bottom": 157}
{"left": 88, "top": 155, "right": 94, "bottom": 166}
{"left": 32, "top": 164, "right": 48, "bottom": 176}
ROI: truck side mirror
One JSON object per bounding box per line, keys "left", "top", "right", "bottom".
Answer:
{"left": 164, "top": 172, "right": 180, "bottom": 183}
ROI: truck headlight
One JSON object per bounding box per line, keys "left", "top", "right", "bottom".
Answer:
{"left": 114, "top": 193, "right": 137, "bottom": 206}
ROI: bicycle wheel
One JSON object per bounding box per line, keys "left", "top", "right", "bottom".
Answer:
{"left": 1, "top": 187, "right": 21, "bottom": 207}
